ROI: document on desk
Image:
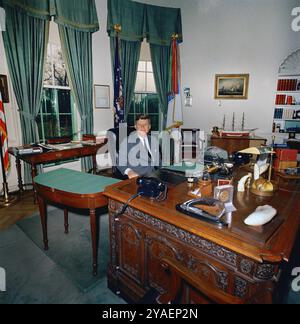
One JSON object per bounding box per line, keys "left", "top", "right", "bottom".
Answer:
{"left": 43, "top": 143, "right": 83, "bottom": 151}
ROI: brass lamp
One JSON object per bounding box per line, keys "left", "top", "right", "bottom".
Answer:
{"left": 238, "top": 146, "right": 276, "bottom": 197}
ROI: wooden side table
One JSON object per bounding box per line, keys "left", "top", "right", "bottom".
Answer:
{"left": 34, "top": 168, "right": 120, "bottom": 276}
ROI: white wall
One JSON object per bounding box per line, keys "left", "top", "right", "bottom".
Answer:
{"left": 1, "top": 0, "right": 300, "bottom": 189}
{"left": 140, "top": 0, "right": 300, "bottom": 141}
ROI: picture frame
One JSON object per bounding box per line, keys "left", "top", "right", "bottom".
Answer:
{"left": 94, "top": 84, "right": 110, "bottom": 109}
{"left": 215, "top": 74, "right": 249, "bottom": 100}
{"left": 0, "top": 74, "right": 9, "bottom": 103}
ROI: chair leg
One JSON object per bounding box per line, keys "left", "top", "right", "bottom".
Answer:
{"left": 64, "top": 209, "right": 69, "bottom": 234}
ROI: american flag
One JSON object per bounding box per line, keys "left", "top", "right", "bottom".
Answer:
{"left": 113, "top": 36, "right": 124, "bottom": 127}
{"left": 0, "top": 92, "right": 9, "bottom": 173}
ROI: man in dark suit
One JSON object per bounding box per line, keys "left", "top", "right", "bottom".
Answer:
{"left": 117, "top": 115, "right": 161, "bottom": 179}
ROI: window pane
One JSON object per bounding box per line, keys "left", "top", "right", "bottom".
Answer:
{"left": 149, "top": 115, "right": 159, "bottom": 131}
{"left": 42, "top": 88, "right": 57, "bottom": 114}
{"left": 44, "top": 45, "right": 53, "bottom": 86}
{"left": 52, "top": 45, "right": 69, "bottom": 87}
{"left": 146, "top": 73, "right": 156, "bottom": 92}
{"left": 147, "top": 95, "right": 159, "bottom": 114}
{"left": 127, "top": 114, "right": 135, "bottom": 127}
{"left": 135, "top": 72, "right": 146, "bottom": 92}
{"left": 58, "top": 89, "right": 71, "bottom": 113}
{"left": 37, "top": 114, "right": 60, "bottom": 138}
{"left": 138, "top": 61, "right": 146, "bottom": 72}
{"left": 147, "top": 62, "right": 153, "bottom": 72}
{"left": 59, "top": 115, "right": 73, "bottom": 136}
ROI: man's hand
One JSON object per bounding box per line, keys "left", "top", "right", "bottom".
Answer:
{"left": 127, "top": 170, "right": 139, "bottom": 179}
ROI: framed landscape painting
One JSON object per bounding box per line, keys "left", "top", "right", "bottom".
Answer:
{"left": 215, "top": 74, "right": 249, "bottom": 100}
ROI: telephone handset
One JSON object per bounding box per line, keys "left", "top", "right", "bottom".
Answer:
{"left": 114, "top": 177, "right": 168, "bottom": 218}
{"left": 136, "top": 177, "right": 168, "bottom": 201}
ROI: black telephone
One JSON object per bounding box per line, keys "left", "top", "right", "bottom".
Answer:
{"left": 136, "top": 177, "right": 168, "bottom": 201}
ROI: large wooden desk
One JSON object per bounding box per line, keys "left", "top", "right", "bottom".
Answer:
{"left": 9, "top": 140, "right": 106, "bottom": 200}
{"left": 104, "top": 175, "right": 300, "bottom": 304}
{"left": 34, "top": 168, "right": 120, "bottom": 275}
{"left": 210, "top": 136, "right": 267, "bottom": 155}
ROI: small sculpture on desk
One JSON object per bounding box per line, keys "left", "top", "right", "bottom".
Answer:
{"left": 237, "top": 173, "right": 252, "bottom": 192}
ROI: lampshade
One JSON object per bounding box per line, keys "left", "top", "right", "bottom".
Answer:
{"left": 238, "top": 146, "right": 275, "bottom": 155}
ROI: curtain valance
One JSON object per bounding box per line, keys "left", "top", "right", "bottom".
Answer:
{"left": 107, "top": 0, "right": 182, "bottom": 45}
{"left": 52, "top": 0, "right": 99, "bottom": 33}
{"left": 1, "top": 0, "right": 50, "bottom": 20}
{"left": 107, "top": 0, "right": 145, "bottom": 42}
{"left": 145, "top": 4, "right": 182, "bottom": 46}
{"left": 0, "top": 0, "right": 99, "bottom": 32}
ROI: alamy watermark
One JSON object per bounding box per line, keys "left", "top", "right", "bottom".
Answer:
{"left": 292, "top": 7, "right": 300, "bottom": 32}
{"left": 0, "top": 7, "right": 5, "bottom": 32}
{"left": 0, "top": 267, "right": 6, "bottom": 292}
{"left": 291, "top": 267, "right": 300, "bottom": 293}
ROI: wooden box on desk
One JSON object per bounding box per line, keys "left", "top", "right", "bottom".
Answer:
{"left": 275, "top": 149, "right": 298, "bottom": 162}
{"left": 274, "top": 160, "right": 297, "bottom": 171}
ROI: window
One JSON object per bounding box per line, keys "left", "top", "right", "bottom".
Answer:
{"left": 37, "top": 28, "right": 77, "bottom": 142}
{"left": 127, "top": 59, "right": 160, "bottom": 131}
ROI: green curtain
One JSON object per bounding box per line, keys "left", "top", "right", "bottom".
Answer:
{"left": 110, "top": 38, "right": 141, "bottom": 119}
{"left": 145, "top": 4, "right": 182, "bottom": 46}
{"left": 58, "top": 26, "right": 94, "bottom": 172}
{"left": 52, "top": 0, "right": 99, "bottom": 32}
{"left": 2, "top": 5, "right": 49, "bottom": 183}
{"left": 150, "top": 44, "right": 171, "bottom": 129}
{"left": 120, "top": 40, "right": 141, "bottom": 119}
{"left": 107, "top": 0, "right": 145, "bottom": 41}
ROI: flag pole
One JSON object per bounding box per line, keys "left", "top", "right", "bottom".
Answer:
{"left": 0, "top": 132, "right": 17, "bottom": 207}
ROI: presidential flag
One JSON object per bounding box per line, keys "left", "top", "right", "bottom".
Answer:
{"left": 113, "top": 36, "right": 124, "bottom": 127}
{"left": 166, "top": 37, "right": 183, "bottom": 131}
{"left": 0, "top": 92, "right": 9, "bottom": 173}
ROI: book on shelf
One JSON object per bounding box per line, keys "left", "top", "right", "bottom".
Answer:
{"left": 277, "top": 79, "right": 298, "bottom": 91}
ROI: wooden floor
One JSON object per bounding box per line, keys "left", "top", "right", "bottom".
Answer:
{"left": 0, "top": 191, "right": 38, "bottom": 230}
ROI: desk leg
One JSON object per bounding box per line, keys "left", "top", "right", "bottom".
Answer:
{"left": 15, "top": 156, "right": 24, "bottom": 193}
{"left": 38, "top": 196, "right": 49, "bottom": 251}
{"left": 31, "top": 164, "right": 38, "bottom": 204}
{"left": 90, "top": 209, "right": 98, "bottom": 276}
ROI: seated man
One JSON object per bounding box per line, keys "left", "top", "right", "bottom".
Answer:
{"left": 117, "top": 115, "right": 161, "bottom": 179}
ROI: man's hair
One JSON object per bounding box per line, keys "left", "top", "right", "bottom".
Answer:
{"left": 135, "top": 114, "right": 151, "bottom": 124}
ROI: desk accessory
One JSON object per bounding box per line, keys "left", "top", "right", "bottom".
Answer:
{"left": 237, "top": 173, "right": 252, "bottom": 192}
{"left": 176, "top": 198, "right": 227, "bottom": 227}
{"left": 214, "top": 185, "right": 236, "bottom": 213}
{"left": 244, "top": 205, "right": 277, "bottom": 226}
{"left": 239, "top": 146, "right": 276, "bottom": 197}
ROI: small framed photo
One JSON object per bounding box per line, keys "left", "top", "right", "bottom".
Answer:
{"left": 215, "top": 74, "right": 249, "bottom": 100}
{"left": 94, "top": 84, "right": 110, "bottom": 109}
{"left": 214, "top": 185, "right": 234, "bottom": 204}
{"left": 0, "top": 74, "right": 9, "bottom": 103}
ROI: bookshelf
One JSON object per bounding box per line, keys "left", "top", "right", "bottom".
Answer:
{"left": 273, "top": 75, "right": 300, "bottom": 134}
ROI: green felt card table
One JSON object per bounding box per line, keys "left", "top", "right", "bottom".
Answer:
{"left": 34, "top": 168, "right": 121, "bottom": 276}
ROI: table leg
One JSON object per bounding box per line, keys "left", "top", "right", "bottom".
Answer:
{"left": 92, "top": 154, "right": 97, "bottom": 174}
{"left": 31, "top": 164, "right": 38, "bottom": 204}
{"left": 15, "top": 156, "right": 24, "bottom": 193}
{"left": 64, "top": 209, "right": 69, "bottom": 234}
{"left": 90, "top": 209, "right": 98, "bottom": 276}
{"left": 38, "top": 196, "right": 49, "bottom": 251}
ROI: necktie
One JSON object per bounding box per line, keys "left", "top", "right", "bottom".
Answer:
{"left": 142, "top": 138, "right": 153, "bottom": 161}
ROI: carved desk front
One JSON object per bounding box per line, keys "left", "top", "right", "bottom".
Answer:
{"left": 104, "top": 177, "right": 300, "bottom": 304}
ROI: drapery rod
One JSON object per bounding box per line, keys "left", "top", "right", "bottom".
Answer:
{"left": 114, "top": 24, "right": 122, "bottom": 33}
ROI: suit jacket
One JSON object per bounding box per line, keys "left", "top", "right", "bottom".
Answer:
{"left": 117, "top": 131, "right": 161, "bottom": 177}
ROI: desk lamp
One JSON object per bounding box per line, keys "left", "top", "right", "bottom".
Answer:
{"left": 238, "top": 146, "right": 276, "bottom": 196}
